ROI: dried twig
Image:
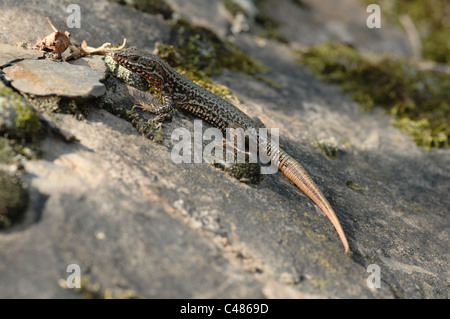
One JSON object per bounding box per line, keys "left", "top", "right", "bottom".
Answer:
{"left": 33, "top": 17, "right": 126, "bottom": 60}
{"left": 80, "top": 38, "right": 127, "bottom": 55}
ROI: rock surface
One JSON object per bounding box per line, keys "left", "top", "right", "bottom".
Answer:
{"left": 0, "top": 0, "right": 448, "bottom": 299}
{"left": 0, "top": 44, "right": 43, "bottom": 66}
{"left": 4, "top": 58, "right": 106, "bottom": 97}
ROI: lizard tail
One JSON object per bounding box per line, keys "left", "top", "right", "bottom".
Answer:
{"left": 264, "top": 140, "right": 350, "bottom": 253}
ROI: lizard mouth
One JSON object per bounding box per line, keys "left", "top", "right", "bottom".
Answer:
{"left": 111, "top": 52, "right": 139, "bottom": 70}
{"left": 111, "top": 53, "right": 133, "bottom": 70}
{"left": 111, "top": 52, "right": 146, "bottom": 77}
{"left": 111, "top": 52, "right": 123, "bottom": 63}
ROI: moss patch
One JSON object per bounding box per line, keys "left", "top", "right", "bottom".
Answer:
{"left": 0, "top": 170, "right": 28, "bottom": 229}
{"left": 212, "top": 151, "right": 263, "bottom": 185}
{"left": 58, "top": 275, "right": 141, "bottom": 299}
{"left": 0, "top": 88, "right": 38, "bottom": 229}
{"left": 254, "top": 12, "right": 288, "bottom": 44}
{"left": 155, "top": 43, "right": 238, "bottom": 100}
{"left": 294, "top": 42, "right": 450, "bottom": 149}
{"left": 26, "top": 95, "right": 89, "bottom": 121}
{"left": 171, "top": 18, "right": 269, "bottom": 80}
{"left": 0, "top": 86, "right": 40, "bottom": 142}
{"left": 216, "top": 160, "right": 262, "bottom": 184}
{"left": 254, "top": 0, "right": 289, "bottom": 44}
{"left": 0, "top": 137, "right": 17, "bottom": 164}
{"left": 127, "top": 107, "right": 165, "bottom": 143}
{"left": 224, "top": 0, "right": 248, "bottom": 18}
{"left": 0, "top": 136, "right": 36, "bottom": 163}
{"left": 345, "top": 180, "right": 364, "bottom": 192}
{"left": 312, "top": 139, "right": 340, "bottom": 159}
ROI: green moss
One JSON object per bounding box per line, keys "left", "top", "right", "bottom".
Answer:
{"left": 25, "top": 96, "right": 61, "bottom": 113}
{"left": 0, "top": 137, "right": 16, "bottom": 164}
{"left": 224, "top": 0, "right": 248, "bottom": 18}
{"left": 58, "top": 275, "right": 141, "bottom": 299}
{"left": 26, "top": 95, "right": 88, "bottom": 121}
{"left": 126, "top": 107, "right": 165, "bottom": 143}
{"left": 312, "top": 139, "right": 339, "bottom": 159}
{"left": 0, "top": 87, "right": 40, "bottom": 142}
{"left": 159, "top": 19, "right": 280, "bottom": 89}
{"left": 171, "top": 18, "right": 269, "bottom": 80}
{"left": 14, "top": 103, "right": 40, "bottom": 137}
{"left": 394, "top": 117, "right": 448, "bottom": 150}
{"left": 97, "top": 95, "right": 129, "bottom": 119}
{"left": 253, "top": 0, "right": 289, "bottom": 44}
{"left": 0, "top": 170, "right": 28, "bottom": 229}
{"left": 225, "top": 160, "right": 262, "bottom": 184}
{"left": 156, "top": 43, "right": 237, "bottom": 100}
{"left": 345, "top": 180, "right": 364, "bottom": 192}
{"left": 212, "top": 151, "right": 263, "bottom": 184}
{"left": 258, "top": 29, "right": 289, "bottom": 44}
{"left": 0, "top": 136, "right": 36, "bottom": 162}
{"left": 0, "top": 88, "right": 36, "bottom": 229}
{"left": 255, "top": 13, "right": 289, "bottom": 44}
{"left": 57, "top": 99, "right": 87, "bottom": 120}
{"left": 0, "top": 88, "right": 41, "bottom": 162}
{"left": 295, "top": 42, "right": 450, "bottom": 149}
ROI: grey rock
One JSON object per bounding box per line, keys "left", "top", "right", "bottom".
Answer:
{"left": 167, "top": 0, "right": 413, "bottom": 57}
{"left": 166, "top": 0, "right": 231, "bottom": 37}
{"left": 0, "top": 44, "right": 43, "bottom": 67}
{"left": 0, "top": 0, "right": 172, "bottom": 50}
{"left": 3, "top": 59, "right": 105, "bottom": 98}
{"left": 266, "top": 0, "right": 414, "bottom": 56}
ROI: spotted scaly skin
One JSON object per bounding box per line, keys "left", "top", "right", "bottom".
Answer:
{"left": 112, "top": 47, "right": 350, "bottom": 253}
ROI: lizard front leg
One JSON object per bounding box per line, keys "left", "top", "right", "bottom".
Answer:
{"left": 134, "top": 94, "right": 174, "bottom": 123}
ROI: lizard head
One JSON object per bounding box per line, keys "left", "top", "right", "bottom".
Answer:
{"left": 112, "top": 47, "right": 161, "bottom": 72}
{"left": 112, "top": 47, "right": 168, "bottom": 88}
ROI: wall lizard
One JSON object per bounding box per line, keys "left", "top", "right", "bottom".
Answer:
{"left": 112, "top": 47, "right": 350, "bottom": 253}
